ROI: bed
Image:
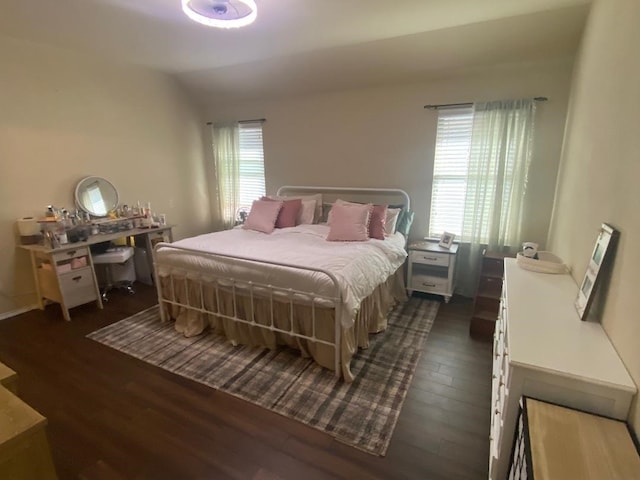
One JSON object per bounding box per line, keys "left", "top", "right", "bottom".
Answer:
{"left": 153, "top": 186, "right": 410, "bottom": 381}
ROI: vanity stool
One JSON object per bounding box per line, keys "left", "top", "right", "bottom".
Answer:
{"left": 92, "top": 246, "right": 136, "bottom": 301}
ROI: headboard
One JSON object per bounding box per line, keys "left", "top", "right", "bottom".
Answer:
{"left": 276, "top": 185, "right": 410, "bottom": 210}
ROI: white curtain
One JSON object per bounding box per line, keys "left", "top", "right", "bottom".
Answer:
{"left": 211, "top": 123, "right": 240, "bottom": 230}
{"left": 458, "top": 99, "right": 536, "bottom": 296}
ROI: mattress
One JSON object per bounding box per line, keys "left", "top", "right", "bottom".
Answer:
{"left": 155, "top": 224, "right": 407, "bottom": 328}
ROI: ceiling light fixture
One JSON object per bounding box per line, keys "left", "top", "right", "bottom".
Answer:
{"left": 182, "top": 0, "right": 257, "bottom": 28}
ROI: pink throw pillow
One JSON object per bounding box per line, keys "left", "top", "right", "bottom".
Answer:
{"left": 261, "top": 197, "right": 302, "bottom": 228}
{"left": 326, "top": 203, "right": 372, "bottom": 242}
{"left": 329, "top": 199, "right": 388, "bottom": 239}
{"left": 243, "top": 199, "right": 283, "bottom": 234}
{"left": 369, "top": 204, "right": 388, "bottom": 240}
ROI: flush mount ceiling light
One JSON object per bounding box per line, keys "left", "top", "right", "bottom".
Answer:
{"left": 182, "top": 0, "right": 257, "bottom": 28}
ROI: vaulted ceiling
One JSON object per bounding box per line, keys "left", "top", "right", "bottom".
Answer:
{"left": 1, "top": 0, "right": 591, "bottom": 102}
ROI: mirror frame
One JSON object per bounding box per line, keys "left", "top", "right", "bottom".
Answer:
{"left": 74, "top": 176, "right": 119, "bottom": 217}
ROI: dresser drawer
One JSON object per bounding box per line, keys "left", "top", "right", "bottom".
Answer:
{"left": 52, "top": 247, "right": 89, "bottom": 263}
{"left": 59, "top": 268, "right": 97, "bottom": 308}
{"left": 491, "top": 407, "right": 504, "bottom": 459}
{"left": 411, "top": 274, "right": 448, "bottom": 292}
{"left": 410, "top": 250, "right": 450, "bottom": 267}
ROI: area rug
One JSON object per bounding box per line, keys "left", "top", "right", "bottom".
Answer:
{"left": 87, "top": 297, "right": 438, "bottom": 456}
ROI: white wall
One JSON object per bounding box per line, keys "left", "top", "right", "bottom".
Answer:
{"left": 0, "top": 36, "right": 211, "bottom": 316}
{"left": 548, "top": 0, "right": 640, "bottom": 433}
{"left": 203, "top": 60, "right": 573, "bottom": 249}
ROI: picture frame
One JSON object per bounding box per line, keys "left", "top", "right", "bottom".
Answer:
{"left": 438, "top": 231, "right": 455, "bottom": 249}
{"left": 575, "top": 223, "right": 619, "bottom": 321}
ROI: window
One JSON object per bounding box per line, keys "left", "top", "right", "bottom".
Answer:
{"left": 237, "top": 122, "right": 266, "bottom": 211}
{"left": 428, "top": 100, "right": 536, "bottom": 247}
{"left": 429, "top": 99, "right": 536, "bottom": 296}
{"left": 212, "top": 121, "right": 266, "bottom": 228}
{"left": 428, "top": 107, "right": 473, "bottom": 237}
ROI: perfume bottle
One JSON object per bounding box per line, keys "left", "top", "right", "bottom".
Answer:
{"left": 145, "top": 202, "right": 153, "bottom": 227}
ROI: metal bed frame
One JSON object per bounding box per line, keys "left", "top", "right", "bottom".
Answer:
{"left": 153, "top": 186, "right": 410, "bottom": 379}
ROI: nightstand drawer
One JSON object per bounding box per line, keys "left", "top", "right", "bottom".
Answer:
{"left": 410, "top": 250, "right": 450, "bottom": 267}
{"left": 411, "top": 274, "right": 449, "bottom": 291}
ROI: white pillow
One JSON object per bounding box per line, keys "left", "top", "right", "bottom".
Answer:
{"left": 297, "top": 199, "right": 316, "bottom": 225}
{"left": 385, "top": 208, "right": 401, "bottom": 236}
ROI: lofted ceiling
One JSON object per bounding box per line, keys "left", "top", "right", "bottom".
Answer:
{"left": 0, "top": 0, "right": 591, "bottom": 102}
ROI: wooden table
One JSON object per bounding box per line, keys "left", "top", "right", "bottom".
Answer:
{"left": 510, "top": 397, "right": 640, "bottom": 479}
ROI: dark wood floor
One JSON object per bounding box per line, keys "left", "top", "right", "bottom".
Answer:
{"left": 0, "top": 285, "right": 492, "bottom": 480}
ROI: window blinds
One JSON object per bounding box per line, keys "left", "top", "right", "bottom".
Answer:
{"left": 428, "top": 107, "right": 473, "bottom": 237}
{"left": 238, "top": 122, "right": 266, "bottom": 210}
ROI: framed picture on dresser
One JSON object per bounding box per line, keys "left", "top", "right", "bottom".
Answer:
{"left": 575, "top": 223, "right": 619, "bottom": 320}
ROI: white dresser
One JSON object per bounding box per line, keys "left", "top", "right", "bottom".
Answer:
{"left": 490, "top": 259, "right": 636, "bottom": 480}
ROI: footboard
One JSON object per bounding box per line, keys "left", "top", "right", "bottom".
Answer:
{"left": 152, "top": 242, "right": 344, "bottom": 377}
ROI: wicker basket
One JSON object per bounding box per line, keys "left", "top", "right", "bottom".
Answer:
{"left": 516, "top": 251, "right": 568, "bottom": 274}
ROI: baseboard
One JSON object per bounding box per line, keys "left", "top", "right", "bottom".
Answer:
{"left": 0, "top": 304, "right": 38, "bottom": 321}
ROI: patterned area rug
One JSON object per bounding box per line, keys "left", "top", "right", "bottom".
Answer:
{"left": 87, "top": 297, "right": 438, "bottom": 456}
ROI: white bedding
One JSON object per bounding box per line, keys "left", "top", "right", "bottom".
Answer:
{"left": 156, "top": 224, "right": 407, "bottom": 328}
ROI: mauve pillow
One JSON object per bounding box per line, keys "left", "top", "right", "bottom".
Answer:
{"left": 243, "top": 199, "right": 283, "bottom": 234}
{"left": 268, "top": 193, "right": 323, "bottom": 223}
{"left": 261, "top": 197, "right": 302, "bottom": 228}
{"left": 369, "top": 204, "right": 388, "bottom": 240}
{"left": 326, "top": 203, "right": 372, "bottom": 242}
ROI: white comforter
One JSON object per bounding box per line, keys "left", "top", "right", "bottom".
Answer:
{"left": 155, "top": 224, "right": 407, "bottom": 328}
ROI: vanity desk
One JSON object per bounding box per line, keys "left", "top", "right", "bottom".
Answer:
{"left": 21, "top": 225, "right": 173, "bottom": 321}
{"left": 19, "top": 175, "right": 173, "bottom": 320}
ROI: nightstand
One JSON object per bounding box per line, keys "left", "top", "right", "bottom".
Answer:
{"left": 407, "top": 241, "right": 458, "bottom": 302}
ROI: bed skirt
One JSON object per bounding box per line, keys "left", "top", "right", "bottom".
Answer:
{"left": 158, "top": 267, "right": 407, "bottom": 381}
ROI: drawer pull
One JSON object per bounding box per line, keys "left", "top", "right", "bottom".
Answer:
{"left": 66, "top": 250, "right": 77, "bottom": 256}
{"left": 72, "top": 275, "right": 82, "bottom": 282}
{"left": 422, "top": 256, "right": 438, "bottom": 261}
{"left": 422, "top": 283, "right": 436, "bottom": 287}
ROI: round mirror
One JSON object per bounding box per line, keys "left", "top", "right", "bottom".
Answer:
{"left": 75, "top": 176, "right": 119, "bottom": 217}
